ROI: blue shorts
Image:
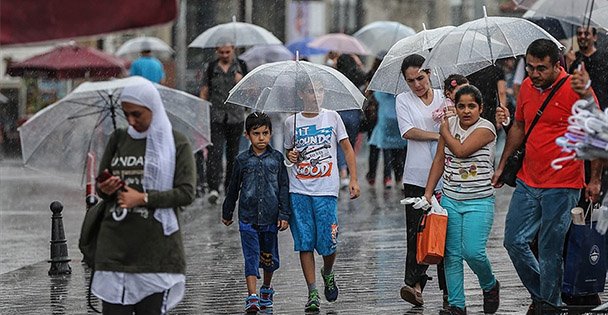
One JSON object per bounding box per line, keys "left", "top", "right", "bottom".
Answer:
{"left": 239, "top": 221, "right": 280, "bottom": 278}
{"left": 289, "top": 193, "right": 339, "bottom": 256}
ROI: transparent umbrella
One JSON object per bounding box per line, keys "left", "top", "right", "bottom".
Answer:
{"left": 308, "top": 33, "right": 371, "bottom": 55}
{"left": 422, "top": 11, "right": 562, "bottom": 84}
{"left": 19, "top": 76, "right": 211, "bottom": 185}
{"left": 226, "top": 60, "right": 365, "bottom": 114}
{"left": 189, "top": 16, "right": 282, "bottom": 48}
{"left": 514, "top": 0, "right": 608, "bottom": 30}
{"left": 115, "top": 36, "right": 174, "bottom": 58}
{"left": 367, "top": 25, "right": 455, "bottom": 94}
{"left": 239, "top": 45, "right": 294, "bottom": 70}
{"left": 353, "top": 21, "right": 416, "bottom": 57}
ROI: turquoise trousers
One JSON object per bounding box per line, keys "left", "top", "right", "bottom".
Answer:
{"left": 441, "top": 195, "right": 497, "bottom": 309}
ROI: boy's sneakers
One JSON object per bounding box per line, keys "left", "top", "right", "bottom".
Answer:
{"left": 321, "top": 267, "right": 339, "bottom": 302}
{"left": 305, "top": 289, "right": 320, "bottom": 312}
{"left": 259, "top": 286, "right": 274, "bottom": 309}
{"left": 245, "top": 294, "right": 260, "bottom": 313}
{"left": 483, "top": 280, "right": 500, "bottom": 314}
{"left": 207, "top": 190, "right": 219, "bottom": 204}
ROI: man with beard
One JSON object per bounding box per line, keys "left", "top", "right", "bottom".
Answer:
{"left": 566, "top": 26, "right": 607, "bottom": 110}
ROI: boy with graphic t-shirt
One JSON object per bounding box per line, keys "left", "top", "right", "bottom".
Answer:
{"left": 284, "top": 80, "right": 361, "bottom": 312}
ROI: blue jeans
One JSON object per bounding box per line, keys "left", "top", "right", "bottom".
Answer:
{"left": 442, "top": 195, "right": 496, "bottom": 309}
{"left": 503, "top": 179, "right": 580, "bottom": 305}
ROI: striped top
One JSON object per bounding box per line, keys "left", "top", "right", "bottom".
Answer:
{"left": 442, "top": 117, "right": 496, "bottom": 201}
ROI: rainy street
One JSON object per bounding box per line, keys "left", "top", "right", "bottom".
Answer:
{"left": 2, "top": 154, "right": 606, "bottom": 314}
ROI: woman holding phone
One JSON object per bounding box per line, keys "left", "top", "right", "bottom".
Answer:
{"left": 93, "top": 78, "right": 196, "bottom": 314}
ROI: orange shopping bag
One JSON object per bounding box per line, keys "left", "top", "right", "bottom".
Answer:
{"left": 416, "top": 211, "right": 448, "bottom": 264}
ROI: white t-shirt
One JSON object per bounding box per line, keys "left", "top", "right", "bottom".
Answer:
{"left": 396, "top": 89, "right": 444, "bottom": 187}
{"left": 283, "top": 109, "right": 348, "bottom": 197}
{"left": 442, "top": 117, "right": 496, "bottom": 200}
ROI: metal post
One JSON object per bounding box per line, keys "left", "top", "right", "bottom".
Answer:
{"left": 48, "top": 201, "right": 71, "bottom": 276}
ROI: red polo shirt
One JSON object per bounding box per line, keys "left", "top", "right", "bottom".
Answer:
{"left": 515, "top": 68, "right": 589, "bottom": 189}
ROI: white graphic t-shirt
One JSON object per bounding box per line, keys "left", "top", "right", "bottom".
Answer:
{"left": 283, "top": 109, "right": 348, "bottom": 197}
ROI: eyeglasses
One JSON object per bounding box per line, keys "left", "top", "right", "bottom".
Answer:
{"left": 525, "top": 64, "right": 550, "bottom": 73}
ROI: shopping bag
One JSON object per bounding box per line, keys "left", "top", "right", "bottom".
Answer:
{"left": 562, "top": 219, "right": 607, "bottom": 295}
{"left": 416, "top": 196, "right": 448, "bottom": 265}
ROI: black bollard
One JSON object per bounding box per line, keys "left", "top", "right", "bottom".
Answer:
{"left": 48, "top": 201, "right": 71, "bottom": 276}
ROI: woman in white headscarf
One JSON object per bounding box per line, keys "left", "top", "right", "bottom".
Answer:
{"left": 93, "top": 77, "right": 196, "bottom": 314}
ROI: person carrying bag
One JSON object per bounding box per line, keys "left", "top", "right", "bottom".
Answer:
{"left": 498, "top": 75, "right": 568, "bottom": 187}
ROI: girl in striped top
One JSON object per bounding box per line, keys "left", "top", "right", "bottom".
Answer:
{"left": 424, "top": 85, "right": 500, "bottom": 315}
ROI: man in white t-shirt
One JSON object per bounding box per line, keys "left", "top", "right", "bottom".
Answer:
{"left": 395, "top": 53, "right": 446, "bottom": 306}
{"left": 284, "top": 78, "right": 361, "bottom": 313}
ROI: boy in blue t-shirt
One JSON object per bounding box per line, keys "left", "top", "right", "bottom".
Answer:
{"left": 222, "top": 112, "right": 290, "bottom": 312}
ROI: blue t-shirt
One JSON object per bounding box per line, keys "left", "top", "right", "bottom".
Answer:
{"left": 129, "top": 56, "right": 165, "bottom": 83}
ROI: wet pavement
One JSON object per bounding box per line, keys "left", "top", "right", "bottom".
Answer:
{"left": 1, "top": 156, "right": 607, "bottom": 314}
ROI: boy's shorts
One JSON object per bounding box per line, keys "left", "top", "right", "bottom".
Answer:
{"left": 239, "top": 221, "right": 280, "bottom": 278}
{"left": 289, "top": 193, "right": 339, "bottom": 256}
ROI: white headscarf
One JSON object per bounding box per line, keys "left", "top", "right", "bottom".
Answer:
{"left": 120, "top": 78, "right": 179, "bottom": 236}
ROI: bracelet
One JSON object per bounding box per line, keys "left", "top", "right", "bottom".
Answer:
{"left": 143, "top": 192, "right": 148, "bottom": 205}
{"left": 584, "top": 79, "right": 592, "bottom": 90}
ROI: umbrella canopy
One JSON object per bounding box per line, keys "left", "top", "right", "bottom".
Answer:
{"left": 226, "top": 60, "right": 365, "bottom": 114}
{"left": 353, "top": 21, "right": 416, "bottom": 57}
{"left": 524, "top": 14, "right": 577, "bottom": 40}
{"left": 422, "top": 15, "right": 562, "bottom": 84}
{"left": 239, "top": 45, "right": 294, "bottom": 70}
{"left": 19, "top": 76, "right": 211, "bottom": 184}
{"left": 189, "top": 17, "right": 282, "bottom": 49}
{"left": 115, "top": 36, "right": 174, "bottom": 58}
{"left": 514, "top": 0, "right": 608, "bottom": 30}
{"left": 7, "top": 44, "right": 127, "bottom": 79}
{"left": 367, "top": 25, "right": 455, "bottom": 94}
{"left": 308, "top": 33, "right": 370, "bottom": 55}
{"left": 286, "top": 37, "right": 329, "bottom": 57}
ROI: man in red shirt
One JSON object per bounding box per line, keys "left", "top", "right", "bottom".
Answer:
{"left": 492, "top": 39, "right": 600, "bottom": 312}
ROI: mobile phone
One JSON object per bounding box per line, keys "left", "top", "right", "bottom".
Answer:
{"left": 96, "top": 170, "right": 125, "bottom": 187}
{"left": 96, "top": 170, "right": 113, "bottom": 183}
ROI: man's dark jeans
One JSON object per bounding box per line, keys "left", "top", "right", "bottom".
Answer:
{"left": 206, "top": 121, "right": 243, "bottom": 192}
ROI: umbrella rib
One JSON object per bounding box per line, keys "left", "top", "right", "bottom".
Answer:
{"left": 64, "top": 98, "right": 110, "bottom": 109}
{"left": 493, "top": 20, "right": 518, "bottom": 60}
{"left": 68, "top": 109, "right": 108, "bottom": 120}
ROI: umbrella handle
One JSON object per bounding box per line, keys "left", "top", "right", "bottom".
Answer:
{"left": 284, "top": 160, "right": 294, "bottom": 168}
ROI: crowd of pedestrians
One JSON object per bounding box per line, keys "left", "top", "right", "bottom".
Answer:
{"left": 88, "top": 23, "right": 606, "bottom": 315}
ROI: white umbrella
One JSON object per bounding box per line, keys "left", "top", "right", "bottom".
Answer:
{"left": 189, "top": 17, "right": 282, "bottom": 48}
{"left": 239, "top": 45, "right": 294, "bottom": 70}
{"left": 19, "top": 76, "right": 211, "bottom": 185}
{"left": 353, "top": 21, "right": 416, "bottom": 57}
{"left": 367, "top": 25, "right": 455, "bottom": 94}
{"left": 514, "top": 0, "right": 608, "bottom": 30}
{"left": 422, "top": 10, "right": 562, "bottom": 84}
{"left": 226, "top": 60, "right": 365, "bottom": 113}
{"left": 115, "top": 36, "right": 174, "bottom": 58}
